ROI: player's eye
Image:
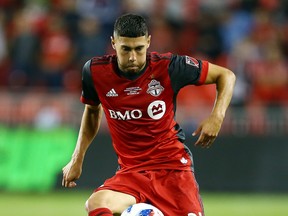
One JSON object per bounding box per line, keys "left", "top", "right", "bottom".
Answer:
{"left": 122, "top": 46, "right": 131, "bottom": 52}
{"left": 135, "top": 46, "right": 144, "bottom": 52}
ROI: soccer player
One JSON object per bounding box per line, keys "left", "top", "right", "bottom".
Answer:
{"left": 62, "top": 14, "right": 236, "bottom": 216}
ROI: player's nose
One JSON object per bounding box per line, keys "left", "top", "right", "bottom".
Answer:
{"left": 129, "top": 51, "right": 137, "bottom": 62}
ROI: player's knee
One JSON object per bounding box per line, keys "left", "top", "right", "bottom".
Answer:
{"left": 85, "top": 199, "right": 89, "bottom": 212}
{"left": 85, "top": 191, "right": 115, "bottom": 213}
{"left": 86, "top": 193, "right": 105, "bottom": 212}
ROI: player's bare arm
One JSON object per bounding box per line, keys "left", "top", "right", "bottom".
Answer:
{"left": 62, "top": 104, "right": 102, "bottom": 188}
{"left": 193, "top": 63, "right": 236, "bottom": 148}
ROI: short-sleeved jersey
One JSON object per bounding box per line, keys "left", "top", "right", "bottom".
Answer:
{"left": 81, "top": 52, "right": 208, "bottom": 172}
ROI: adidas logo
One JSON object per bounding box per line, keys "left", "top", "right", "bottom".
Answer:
{"left": 106, "top": 88, "right": 118, "bottom": 97}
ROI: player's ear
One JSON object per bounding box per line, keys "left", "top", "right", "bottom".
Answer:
{"left": 111, "top": 36, "right": 116, "bottom": 50}
{"left": 147, "top": 35, "right": 151, "bottom": 48}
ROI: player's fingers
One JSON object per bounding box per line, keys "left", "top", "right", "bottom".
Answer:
{"left": 62, "top": 175, "right": 70, "bottom": 187}
{"left": 63, "top": 172, "right": 77, "bottom": 187}
{"left": 68, "top": 182, "right": 77, "bottom": 187}
{"left": 204, "top": 140, "right": 212, "bottom": 148}
{"left": 63, "top": 172, "right": 70, "bottom": 187}
{"left": 62, "top": 169, "right": 69, "bottom": 186}
{"left": 194, "top": 133, "right": 205, "bottom": 146}
{"left": 195, "top": 133, "right": 213, "bottom": 148}
{"left": 204, "top": 137, "right": 216, "bottom": 148}
{"left": 192, "top": 126, "right": 202, "bottom": 137}
{"left": 64, "top": 180, "right": 69, "bottom": 187}
{"left": 64, "top": 180, "right": 76, "bottom": 188}
{"left": 62, "top": 172, "right": 66, "bottom": 187}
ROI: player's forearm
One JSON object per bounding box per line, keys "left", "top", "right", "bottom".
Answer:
{"left": 211, "top": 69, "right": 236, "bottom": 119}
{"left": 72, "top": 104, "right": 102, "bottom": 163}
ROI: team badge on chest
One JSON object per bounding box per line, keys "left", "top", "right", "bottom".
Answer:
{"left": 146, "top": 79, "right": 164, "bottom": 97}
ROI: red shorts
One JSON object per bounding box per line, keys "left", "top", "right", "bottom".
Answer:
{"left": 95, "top": 169, "right": 204, "bottom": 216}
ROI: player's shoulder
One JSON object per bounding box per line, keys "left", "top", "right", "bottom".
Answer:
{"left": 91, "top": 54, "right": 117, "bottom": 66}
{"left": 149, "top": 52, "right": 173, "bottom": 62}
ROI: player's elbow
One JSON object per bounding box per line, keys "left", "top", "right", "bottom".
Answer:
{"left": 226, "top": 69, "right": 236, "bottom": 86}
{"left": 206, "top": 63, "right": 236, "bottom": 85}
{"left": 215, "top": 68, "right": 236, "bottom": 91}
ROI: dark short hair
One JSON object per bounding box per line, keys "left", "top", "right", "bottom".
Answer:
{"left": 113, "top": 14, "right": 148, "bottom": 37}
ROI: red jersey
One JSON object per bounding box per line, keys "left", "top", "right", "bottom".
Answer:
{"left": 80, "top": 52, "right": 208, "bottom": 172}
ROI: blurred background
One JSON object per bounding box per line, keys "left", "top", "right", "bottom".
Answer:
{"left": 0, "top": 0, "right": 288, "bottom": 215}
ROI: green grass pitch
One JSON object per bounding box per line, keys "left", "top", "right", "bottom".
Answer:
{"left": 0, "top": 191, "right": 287, "bottom": 216}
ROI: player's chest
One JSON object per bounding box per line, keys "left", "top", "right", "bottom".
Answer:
{"left": 97, "top": 75, "right": 172, "bottom": 107}
{"left": 95, "top": 71, "right": 174, "bottom": 120}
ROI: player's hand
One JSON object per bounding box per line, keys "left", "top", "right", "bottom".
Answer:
{"left": 192, "top": 114, "right": 223, "bottom": 148}
{"left": 62, "top": 159, "right": 82, "bottom": 188}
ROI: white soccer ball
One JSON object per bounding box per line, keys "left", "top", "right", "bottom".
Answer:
{"left": 121, "top": 203, "right": 164, "bottom": 216}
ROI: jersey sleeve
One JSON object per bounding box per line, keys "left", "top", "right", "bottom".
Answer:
{"left": 80, "top": 60, "right": 101, "bottom": 105}
{"left": 168, "top": 55, "right": 209, "bottom": 93}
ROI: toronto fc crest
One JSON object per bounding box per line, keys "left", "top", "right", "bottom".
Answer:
{"left": 146, "top": 79, "right": 164, "bottom": 97}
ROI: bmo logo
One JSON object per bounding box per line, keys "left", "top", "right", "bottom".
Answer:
{"left": 108, "top": 100, "right": 166, "bottom": 120}
{"left": 108, "top": 109, "right": 142, "bottom": 120}
{"left": 147, "top": 100, "right": 166, "bottom": 120}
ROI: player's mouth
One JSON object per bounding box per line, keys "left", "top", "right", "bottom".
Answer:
{"left": 127, "top": 64, "right": 138, "bottom": 68}
{"left": 126, "top": 65, "right": 139, "bottom": 71}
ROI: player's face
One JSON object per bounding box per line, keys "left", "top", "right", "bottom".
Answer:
{"left": 111, "top": 35, "right": 151, "bottom": 73}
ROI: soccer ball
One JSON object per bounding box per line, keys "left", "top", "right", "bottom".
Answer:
{"left": 121, "top": 203, "right": 164, "bottom": 216}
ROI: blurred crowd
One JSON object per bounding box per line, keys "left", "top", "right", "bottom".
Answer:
{"left": 0, "top": 0, "right": 288, "bottom": 107}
